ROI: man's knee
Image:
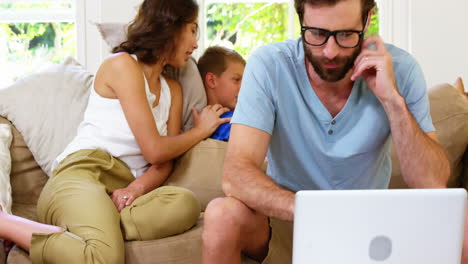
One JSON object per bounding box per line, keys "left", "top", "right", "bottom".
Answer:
{"left": 203, "top": 197, "right": 250, "bottom": 241}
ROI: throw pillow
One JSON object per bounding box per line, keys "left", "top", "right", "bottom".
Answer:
{"left": 430, "top": 83, "right": 468, "bottom": 187}
{"left": 455, "top": 77, "right": 467, "bottom": 101}
{"left": 94, "top": 22, "right": 207, "bottom": 131}
{"left": 0, "top": 57, "right": 93, "bottom": 176}
{"left": 0, "top": 124, "right": 12, "bottom": 214}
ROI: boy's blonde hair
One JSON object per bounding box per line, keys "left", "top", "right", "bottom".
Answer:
{"left": 197, "top": 46, "right": 246, "bottom": 83}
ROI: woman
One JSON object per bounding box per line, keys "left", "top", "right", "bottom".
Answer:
{"left": 0, "top": 0, "right": 229, "bottom": 263}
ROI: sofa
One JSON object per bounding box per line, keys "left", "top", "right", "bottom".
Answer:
{"left": 0, "top": 53, "right": 467, "bottom": 264}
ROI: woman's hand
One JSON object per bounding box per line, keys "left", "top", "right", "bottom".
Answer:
{"left": 192, "top": 104, "right": 231, "bottom": 137}
{"left": 111, "top": 184, "right": 144, "bottom": 212}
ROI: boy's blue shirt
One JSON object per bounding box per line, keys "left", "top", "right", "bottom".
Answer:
{"left": 210, "top": 111, "right": 234, "bottom": 141}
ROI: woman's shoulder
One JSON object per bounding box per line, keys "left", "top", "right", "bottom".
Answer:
{"left": 95, "top": 52, "right": 145, "bottom": 97}
{"left": 96, "top": 52, "right": 144, "bottom": 85}
{"left": 100, "top": 52, "right": 140, "bottom": 74}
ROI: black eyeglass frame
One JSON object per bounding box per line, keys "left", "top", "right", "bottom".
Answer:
{"left": 300, "top": 17, "right": 368, "bottom": 48}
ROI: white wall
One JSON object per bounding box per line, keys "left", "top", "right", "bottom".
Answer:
{"left": 81, "top": 0, "right": 468, "bottom": 88}
{"left": 410, "top": 0, "right": 468, "bottom": 88}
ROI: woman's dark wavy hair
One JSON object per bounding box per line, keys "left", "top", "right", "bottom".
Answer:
{"left": 295, "top": 0, "right": 375, "bottom": 25}
{"left": 113, "top": 0, "right": 198, "bottom": 65}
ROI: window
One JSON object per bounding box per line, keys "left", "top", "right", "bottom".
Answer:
{"left": 198, "top": 0, "right": 380, "bottom": 59}
{"left": 0, "top": 0, "right": 76, "bottom": 87}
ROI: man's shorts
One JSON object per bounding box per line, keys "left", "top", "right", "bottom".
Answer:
{"left": 262, "top": 218, "right": 293, "bottom": 264}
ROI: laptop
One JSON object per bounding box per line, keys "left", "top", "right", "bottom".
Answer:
{"left": 293, "top": 189, "right": 467, "bottom": 264}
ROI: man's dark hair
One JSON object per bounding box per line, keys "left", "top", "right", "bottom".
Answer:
{"left": 295, "top": 0, "right": 376, "bottom": 25}
{"left": 197, "top": 46, "right": 246, "bottom": 83}
{"left": 113, "top": 0, "right": 198, "bottom": 65}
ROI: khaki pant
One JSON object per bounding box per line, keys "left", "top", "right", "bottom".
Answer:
{"left": 262, "top": 218, "right": 294, "bottom": 264}
{"left": 31, "top": 149, "right": 200, "bottom": 264}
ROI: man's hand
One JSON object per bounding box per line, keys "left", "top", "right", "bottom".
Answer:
{"left": 111, "top": 184, "right": 145, "bottom": 212}
{"left": 351, "top": 36, "right": 400, "bottom": 106}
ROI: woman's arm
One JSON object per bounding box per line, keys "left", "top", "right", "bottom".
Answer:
{"left": 97, "top": 53, "right": 230, "bottom": 166}
{"left": 110, "top": 76, "right": 187, "bottom": 212}
{"left": 111, "top": 162, "right": 173, "bottom": 212}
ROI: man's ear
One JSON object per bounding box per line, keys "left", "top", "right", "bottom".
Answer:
{"left": 364, "top": 10, "right": 373, "bottom": 31}
{"left": 204, "top": 72, "right": 217, "bottom": 89}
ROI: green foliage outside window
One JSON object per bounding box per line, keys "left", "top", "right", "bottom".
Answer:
{"left": 207, "top": 3, "right": 290, "bottom": 59}
{"left": 0, "top": 2, "right": 75, "bottom": 87}
{"left": 366, "top": 7, "right": 380, "bottom": 37}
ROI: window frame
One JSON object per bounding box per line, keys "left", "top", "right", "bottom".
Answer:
{"left": 0, "top": 0, "right": 88, "bottom": 65}
{"left": 0, "top": 0, "right": 84, "bottom": 85}
{"left": 378, "top": 0, "right": 410, "bottom": 52}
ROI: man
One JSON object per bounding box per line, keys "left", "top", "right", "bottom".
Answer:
{"left": 202, "top": 0, "right": 458, "bottom": 263}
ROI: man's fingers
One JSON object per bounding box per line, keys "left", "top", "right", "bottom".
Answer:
{"left": 351, "top": 60, "right": 377, "bottom": 81}
{"left": 354, "top": 50, "right": 378, "bottom": 66}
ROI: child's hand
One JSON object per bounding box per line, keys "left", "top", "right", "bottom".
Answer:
{"left": 193, "top": 104, "right": 231, "bottom": 137}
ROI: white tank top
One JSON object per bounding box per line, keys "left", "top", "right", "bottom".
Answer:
{"left": 53, "top": 55, "right": 172, "bottom": 177}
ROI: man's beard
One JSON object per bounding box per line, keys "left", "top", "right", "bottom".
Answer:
{"left": 304, "top": 43, "right": 361, "bottom": 82}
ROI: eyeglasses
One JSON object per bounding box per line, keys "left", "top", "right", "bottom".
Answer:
{"left": 301, "top": 18, "right": 367, "bottom": 48}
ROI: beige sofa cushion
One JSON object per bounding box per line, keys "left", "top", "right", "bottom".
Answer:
{"left": 165, "top": 139, "right": 228, "bottom": 211}
{"left": 389, "top": 83, "right": 468, "bottom": 188}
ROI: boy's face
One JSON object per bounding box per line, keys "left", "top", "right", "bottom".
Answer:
{"left": 212, "top": 60, "right": 245, "bottom": 110}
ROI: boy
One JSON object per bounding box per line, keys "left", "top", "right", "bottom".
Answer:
{"left": 197, "top": 46, "right": 246, "bottom": 141}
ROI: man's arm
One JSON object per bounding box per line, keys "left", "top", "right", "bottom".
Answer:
{"left": 386, "top": 101, "right": 449, "bottom": 188}
{"left": 222, "top": 124, "right": 295, "bottom": 221}
{"left": 351, "top": 36, "right": 450, "bottom": 188}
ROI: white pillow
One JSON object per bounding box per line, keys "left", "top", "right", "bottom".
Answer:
{"left": 93, "top": 22, "right": 128, "bottom": 49}
{"left": 0, "top": 124, "right": 12, "bottom": 214}
{"left": 0, "top": 57, "right": 93, "bottom": 176}
{"left": 94, "top": 22, "right": 207, "bottom": 131}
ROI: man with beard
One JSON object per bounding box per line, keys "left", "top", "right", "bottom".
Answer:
{"left": 202, "top": 0, "right": 460, "bottom": 264}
